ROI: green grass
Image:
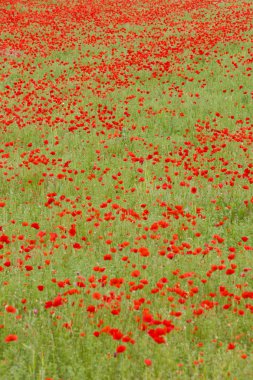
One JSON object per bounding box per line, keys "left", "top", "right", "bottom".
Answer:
{"left": 0, "top": 0, "right": 253, "bottom": 379}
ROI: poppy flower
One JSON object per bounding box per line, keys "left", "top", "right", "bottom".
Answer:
{"left": 116, "top": 345, "right": 126, "bottom": 354}
{"left": 5, "top": 305, "right": 17, "bottom": 313}
{"left": 144, "top": 359, "right": 152, "bottom": 366}
{"left": 31, "top": 223, "right": 40, "bottom": 230}
{"left": 227, "top": 343, "right": 235, "bottom": 350}
{"left": 5, "top": 334, "right": 18, "bottom": 342}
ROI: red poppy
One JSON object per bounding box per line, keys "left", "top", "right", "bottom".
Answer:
{"left": 144, "top": 359, "right": 152, "bottom": 366}
{"left": 5, "top": 305, "right": 17, "bottom": 313}
{"left": 31, "top": 223, "right": 40, "bottom": 230}
{"left": 227, "top": 343, "right": 235, "bottom": 350}
{"left": 116, "top": 345, "right": 126, "bottom": 354}
{"left": 5, "top": 334, "right": 18, "bottom": 342}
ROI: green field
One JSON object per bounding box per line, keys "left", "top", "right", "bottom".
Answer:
{"left": 0, "top": 0, "right": 253, "bottom": 379}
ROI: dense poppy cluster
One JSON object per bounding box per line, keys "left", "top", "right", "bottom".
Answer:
{"left": 0, "top": 0, "right": 252, "bottom": 378}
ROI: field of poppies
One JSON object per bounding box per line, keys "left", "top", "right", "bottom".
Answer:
{"left": 0, "top": 0, "right": 253, "bottom": 378}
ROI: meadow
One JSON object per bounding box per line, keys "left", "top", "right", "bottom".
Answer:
{"left": 0, "top": 0, "right": 253, "bottom": 379}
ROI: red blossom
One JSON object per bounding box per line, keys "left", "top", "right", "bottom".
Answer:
{"left": 5, "top": 334, "right": 18, "bottom": 343}
{"left": 116, "top": 345, "right": 126, "bottom": 354}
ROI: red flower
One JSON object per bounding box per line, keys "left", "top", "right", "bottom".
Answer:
{"left": 31, "top": 223, "right": 40, "bottom": 230}
{"left": 131, "top": 270, "right": 140, "bottom": 277}
{"left": 25, "top": 265, "right": 33, "bottom": 271}
{"left": 104, "top": 254, "right": 112, "bottom": 260}
{"left": 116, "top": 345, "right": 126, "bottom": 354}
{"left": 68, "top": 224, "right": 76, "bottom": 237}
{"left": 52, "top": 295, "right": 64, "bottom": 307}
{"left": 87, "top": 305, "right": 96, "bottom": 313}
{"left": 5, "top": 334, "right": 18, "bottom": 342}
{"left": 139, "top": 247, "right": 150, "bottom": 257}
{"left": 5, "top": 305, "right": 17, "bottom": 313}
{"left": 144, "top": 359, "right": 152, "bottom": 366}
{"left": 73, "top": 243, "right": 82, "bottom": 249}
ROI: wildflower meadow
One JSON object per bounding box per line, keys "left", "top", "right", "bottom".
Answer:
{"left": 0, "top": 0, "right": 253, "bottom": 379}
